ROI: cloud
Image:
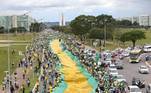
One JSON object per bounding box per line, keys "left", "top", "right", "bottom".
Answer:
{"left": 0, "top": 0, "right": 151, "bottom": 21}
{"left": 0, "top": 0, "right": 118, "bottom": 10}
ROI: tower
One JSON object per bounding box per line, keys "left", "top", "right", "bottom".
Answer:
{"left": 59, "top": 13, "right": 65, "bottom": 26}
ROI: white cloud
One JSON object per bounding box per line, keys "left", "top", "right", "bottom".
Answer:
{"left": 0, "top": 0, "right": 151, "bottom": 21}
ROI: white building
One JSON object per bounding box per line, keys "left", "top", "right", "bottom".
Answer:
{"left": 132, "top": 16, "right": 139, "bottom": 24}
{"left": 149, "top": 16, "right": 151, "bottom": 26}
{"left": 0, "top": 14, "right": 36, "bottom": 31}
{"left": 118, "top": 15, "right": 151, "bottom": 27}
{"left": 139, "top": 15, "right": 149, "bottom": 26}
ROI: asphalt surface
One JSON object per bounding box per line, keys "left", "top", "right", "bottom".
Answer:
{"left": 118, "top": 53, "right": 151, "bottom": 92}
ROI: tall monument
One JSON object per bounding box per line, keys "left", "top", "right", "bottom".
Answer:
{"left": 59, "top": 13, "right": 66, "bottom": 26}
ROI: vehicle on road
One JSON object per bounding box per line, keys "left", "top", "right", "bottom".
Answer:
{"left": 115, "top": 75, "right": 126, "bottom": 82}
{"left": 109, "top": 63, "right": 116, "bottom": 69}
{"left": 122, "top": 51, "right": 129, "bottom": 57}
{"left": 115, "top": 60, "right": 123, "bottom": 69}
{"left": 109, "top": 68, "right": 118, "bottom": 76}
{"left": 132, "top": 77, "right": 145, "bottom": 88}
{"left": 128, "top": 86, "right": 142, "bottom": 93}
{"left": 129, "top": 49, "right": 141, "bottom": 63}
{"left": 138, "top": 65, "right": 149, "bottom": 74}
{"left": 146, "top": 84, "right": 151, "bottom": 93}
{"left": 143, "top": 45, "right": 151, "bottom": 53}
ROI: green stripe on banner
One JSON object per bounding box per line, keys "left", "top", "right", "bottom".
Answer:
{"left": 65, "top": 50, "right": 98, "bottom": 93}
{"left": 49, "top": 40, "right": 68, "bottom": 93}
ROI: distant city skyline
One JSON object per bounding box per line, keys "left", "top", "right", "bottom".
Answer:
{"left": 0, "top": 0, "right": 151, "bottom": 22}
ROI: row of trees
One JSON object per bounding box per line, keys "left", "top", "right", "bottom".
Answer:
{"left": 0, "top": 23, "right": 45, "bottom": 33}
{"left": 51, "top": 14, "right": 146, "bottom": 48}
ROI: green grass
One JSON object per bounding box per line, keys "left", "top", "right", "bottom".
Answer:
{"left": 112, "top": 29, "right": 151, "bottom": 50}
{"left": 0, "top": 32, "right": 37, "bottom": 41}
{"left": 87, "top": 29, "right": 151, "bottom": 50}
{"left": 0, "top": 45, "right": 26, "bottom": 83}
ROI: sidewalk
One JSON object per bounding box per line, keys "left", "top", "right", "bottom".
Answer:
{"left": 0, "top": 67, "right": 32, "bottom": 93}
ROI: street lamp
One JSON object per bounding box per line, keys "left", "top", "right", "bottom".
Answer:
{"left": 7, "top": 23, "right": 10, "bottom": 93}
{"left": 103, "top": 19, "right": 107, "bottom": 48}
{"left": 38, "top": 19, "right": 43, "bottom": 32}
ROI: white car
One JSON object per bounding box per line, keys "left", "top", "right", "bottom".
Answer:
{"left": 143, "top": 45, "right": 151, "bottom": 52}
{"left": 109, "top": 64, "right": 116, "bottom": 69}
{"left": 103, "top": 59, "right": 112, "bottom": 65}
{"left": 115, "top": 75, "right": 126, "bottom": 82}
{"left": 122, "top": 51, "right": 129, "bottom": 57}
{"left": 128, "top": 86, "right": 142, "bottom": 93}
{"left": 139, "top": 66, "right": 149, "bottom": 74}
{"left": 109, "top": 68, "right": 118, "bottom": 76}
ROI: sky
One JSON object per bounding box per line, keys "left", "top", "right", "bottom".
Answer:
{"left": 0, "top": 0, "right": 151, "bottom": 22}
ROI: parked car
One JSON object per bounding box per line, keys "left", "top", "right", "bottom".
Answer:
{"left": 109, "top": 68, "right": 118, "bottom": 76}
{"left": 122, "top": 51, "right": 129, "bottom": 57}
{"left": 128, "top": 86, "right": 142, "bottom": 93}
{"left": 146, "top": 84, "right": 151, "bottom": 93}
{"left": 132, "top": 77, "right": 145, "bottom": 88}
{"left": 109, "top": 63, "right": 116, "bottom": 69}
{"left": 115, "top": 75, "right": 126, "bottom": 82}
{"left": 115, "top": 60, "right": 123, "bottom": 69}
{"left": 143, "top": 45, "right": 151, "bottom": 52}
{"left": 138, "top": 65, "right": 149, "bottom": 74}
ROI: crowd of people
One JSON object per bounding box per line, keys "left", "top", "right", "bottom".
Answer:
{"left": 61, "top": 35, "right": 128, "bottom": 93}
{"left": 1, "top": 30, "right": 129, "bottom": 93}
{"left": 31, "top": 31, "right": 63, "bottom": 93}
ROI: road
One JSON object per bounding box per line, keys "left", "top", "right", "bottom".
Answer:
{"left": 118, "top": 53, "right": 151, "bottom": 92}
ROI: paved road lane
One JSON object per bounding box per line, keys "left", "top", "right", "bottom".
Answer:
{"left": 118, "top": 54, "right": 151, "bottom": 92}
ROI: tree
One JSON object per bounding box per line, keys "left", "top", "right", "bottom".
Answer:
{"left": 116, "top": 20, "right": 132, "bottom": 27}
{"left": 30, "top": 23, "right": 44, "bottom": 32}
{"left": 70, "top": 15, "right": 96, "bottom": 41}
{"left": 88, "top": 28, "right": 103, "bottom": 46}
{"left": 120, "top": 30, "right": 145, "bottom": 48}
{"left": 17, "top": 27, "right": 27, "bottom": 33}
{"left": 132, "top": 21, "right": 139, "bottom": 26}
{"left": 0, "top": 26, "right": 5, "bottom": 33}
{"left": 96, "top": 14, "right": 115, "bottom": 28}
{"left": 51, "top": 25, "right": 60, "bottom": 31}
{"left": 9, "top": 27, "right": 27, "bottom": 33}
{"left": 119, "top": 32, "right": 128, "bottom": 44}
{"left": 88, "top": 27, "right": 113, "bottom": 46}
{"left": 96, "top": 14, "right": 115, "bottom": 41}
{"left": 9, "top": 28, "right": 17, "bottom": 33}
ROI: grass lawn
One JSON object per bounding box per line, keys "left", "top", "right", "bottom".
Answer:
{"left": 87, "top": 29, "right": 151, "bottom": 50}
{"left": 0, "top": 32, "right": 37, "bottom": 41}
{"left": 0, "top": 45, "right": 26, "bottom": 83}
{"left": 110, "top": 30, "right": 151, "bottom": 50}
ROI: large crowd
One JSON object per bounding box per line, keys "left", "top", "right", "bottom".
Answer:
{"left": 1, "top": 31, "right": 129, "bottom": 93}
{"left": 61, "top": 35, "right": 128, "bottom": 93}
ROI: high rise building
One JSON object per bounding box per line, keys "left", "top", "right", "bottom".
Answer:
{"left": 0, "top": 14, "right": 36, "bottom": 31}
{"left": 139, "top": 15, "right": 149, "bottom": 26}
{"left": 149, "top": 16, "right": 151, "bottom": 26}
{"left": 118, "top": 15, "right": 151, "bottom": 27}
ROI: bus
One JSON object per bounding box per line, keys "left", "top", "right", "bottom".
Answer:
{"left": 129, "top": 49, "right": 141, "bottom": 63}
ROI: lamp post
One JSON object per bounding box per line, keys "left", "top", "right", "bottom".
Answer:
{"left": 7, "top": 24, "right": 10, "bottom": 93}
{"left": 103, "top": 19, "right": 107, "bottom": 48}
{"left": 38, "top": 19, "right": 43, "bottom": 32}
